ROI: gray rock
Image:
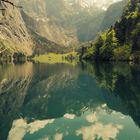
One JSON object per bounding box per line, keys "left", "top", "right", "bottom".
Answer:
{"left": 0, "top": 0, "right": 33, "bottom": 57}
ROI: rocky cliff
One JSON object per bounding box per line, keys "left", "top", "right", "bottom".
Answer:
{"left": 19, "top": 0, "right": 78, "bottom": 47}
{"left": 21, "top": 10, "right": 68, "bottom": 54}
{"left": 0, "top": 0, "right": 33, "bottom": 60}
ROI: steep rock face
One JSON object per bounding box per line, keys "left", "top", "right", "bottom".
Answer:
{"left": 0, "top": 0, "right": 33, "bottom": 57}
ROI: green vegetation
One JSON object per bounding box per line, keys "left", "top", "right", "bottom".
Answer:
{"left": 113, "top": 45, "right": 131, "bottom": 60}
{"left": 33, "top": 52, "right": 79, "bottom": 65}
{"left": 80, "top": 0, "right": 140, "bottom": 62}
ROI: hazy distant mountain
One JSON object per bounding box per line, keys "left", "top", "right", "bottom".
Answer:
{"left": 100, "top": 0, "right": 128, "bottom": 31}
{"left": 18, "top": 0, "right": 123, "bottom": 47}
{"left": 93, "top": 0, "right": 123, "bottom": 8}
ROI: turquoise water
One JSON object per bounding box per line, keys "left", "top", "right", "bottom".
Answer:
{"left": 0, "top": 62, "right": 140, "bottom": 140}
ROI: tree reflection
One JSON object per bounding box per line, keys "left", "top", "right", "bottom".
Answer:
{"left": 84, "top": 61, "right": 140, "bottom": 128}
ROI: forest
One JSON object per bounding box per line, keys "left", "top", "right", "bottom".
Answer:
{"left": 80, "top": 0, "right": 140, "bottom": 62}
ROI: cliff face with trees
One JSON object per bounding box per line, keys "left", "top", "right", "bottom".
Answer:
{"left": 81, "top": 0, "right": 140, "bottom": 61}
{"left": 0, "top": 0, "right": 33, "bottom": 61}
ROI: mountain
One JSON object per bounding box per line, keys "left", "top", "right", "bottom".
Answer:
{"left": 21, "top": 10, "right": 66, "bottom": 54}
{"left": 18, "top": 0, "right": 79, "bottom": 47}
{"left": 18, "top": 0, "right": 122, "bottom": 46}
{"left": 81, "top": 0, "right": 140, "bottom": 61}
{"left": 0, "top": 0, "right": 33, "bottom": 60}
{"left": 100, "top": 0, "right": 128, "bottom": 31}
{"left": 0, "top": 0, "right": 128, "bottom": 59}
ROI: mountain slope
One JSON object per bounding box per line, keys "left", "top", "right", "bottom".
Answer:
{"left": 18, "top": 0, "right": 109, "bottom": 46}
{"left": 19, "top": 0, "right": 79, "bottom": 47}
{"left": 100, "top": 0, "right": 128, "bottom": 31}
{"left": 21, "top": 10, "right": 66, "bottom": 54}
{"left": 0, "top": 0, "right": 33, "bottom": 60}
{"left": 0, "top": 0, "right": 129, "bottom": 58}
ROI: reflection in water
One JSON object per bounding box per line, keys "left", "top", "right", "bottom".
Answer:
{"left": 0, "top": 62, "right": 140, "bottom": 140}
{"left": 8, "top": 119, "right": 55, "bottom": 140}
{"left": 85, "top": 62, "right": 140, "bottom": 128}
{"left": 0, "top": 63, "right": 33, "bottom": 140}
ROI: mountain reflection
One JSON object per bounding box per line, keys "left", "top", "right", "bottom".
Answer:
{"left": 0, "top": 62, "right": 33, "bottom": 140}
{"left": 0, "top": 62, "right": 140, "bottom": 140}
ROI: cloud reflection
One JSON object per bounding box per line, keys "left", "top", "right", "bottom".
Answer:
{"left": 77, "top": 110, "right": 123, "bottom": 140}
{"left": 8, "top": 119, "right": 55, "bottom": 140}
{"left": 64, "top": 114, "right": 76, "bottom": 119}
{"left": 86, "top": 113, "right": 98, "bottom": 123}
{"left": 54, "top": 133, "right": 63, "bottom": 140}
{"left": 76, "top": 123, "right": 123, "bottom": 140}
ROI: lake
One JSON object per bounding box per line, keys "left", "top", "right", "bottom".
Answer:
{"left": 0, "top": 62, "right": 140, "bottom": 140}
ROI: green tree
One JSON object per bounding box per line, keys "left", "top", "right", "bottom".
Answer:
{"left": 93, "top": 33, "right": 105, "bottom": 59}
{"left": 113, "top": 44, "right": 131, "bottom": 60}
{"left": 99, "top": 29, "right": 118, "bottom": 60}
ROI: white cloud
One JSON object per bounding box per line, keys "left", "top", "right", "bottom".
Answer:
{"left": 102, "top": 104, "right": 107, "bottom": 108}
{"left": 54, "top": 133, "right": 63, "bottom": 140}
{"left": 76, "top": 122, "right": 123, "bottom": 140}
{"left": 64, "top": 113, "right": 76, "bottom": 119}
{"left": 28, "top": 119, "right": 55, "bottom": 134}
{"left": 8, "top": 119, "right": 55, "bottom": 140}
{"left": 120, "top": 116, "right": 126, "bottom": 119}
{"left": 7, "top": 119, "right": 27, "bottom": 140}
{"left": 86, "top": 113, "right": 98, "bottom": 123}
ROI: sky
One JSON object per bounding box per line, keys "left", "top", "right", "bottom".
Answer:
{"left": 79, "top": 0, "right": 123, "bottom": 9}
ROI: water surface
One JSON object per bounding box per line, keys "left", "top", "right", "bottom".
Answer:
{"left": 0, "top": 62, "right": 140, "bottom": 140}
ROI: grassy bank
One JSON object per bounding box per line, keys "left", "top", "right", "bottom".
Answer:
{"left": 33, "top": 52, "right": 79, "bottom": 64}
